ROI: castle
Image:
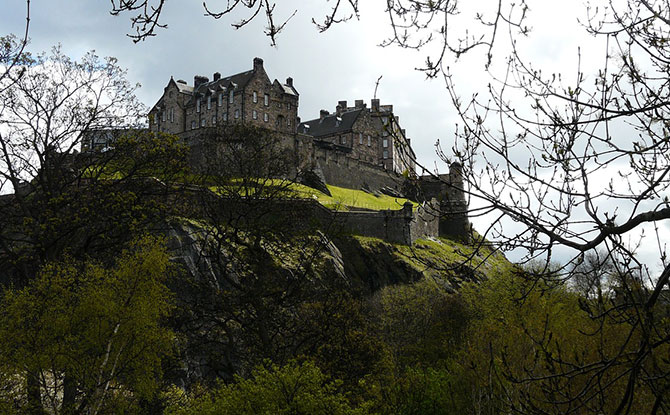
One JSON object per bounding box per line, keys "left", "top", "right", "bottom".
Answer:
{"left": 144, "top": 57, "right": 469, "bottom": 243}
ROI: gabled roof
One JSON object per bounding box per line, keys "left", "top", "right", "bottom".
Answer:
{"left": 193, "top": 70, "right": 255, "bottom": 96}
{"left": 174, "top": 81, "right": 193, "bottom": 94}
{"left": 299, "top": 109, "right": 363, "bottom": 138}
{"left": 273, "top": 79, "right": 298, "bottom": 96}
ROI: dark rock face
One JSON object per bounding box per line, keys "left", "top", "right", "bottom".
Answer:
{"left": 297, "top": 167, "right": 331, "bottom": 196}
{"left": 335, "top": 236, "right": 424, "bottom": 293}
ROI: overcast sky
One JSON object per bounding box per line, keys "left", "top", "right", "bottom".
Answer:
{"left": 5, "top": 0, "right": 665, "bottom": 271}
{"left": 1, "top": 0, "right": 588, "bottom": 172}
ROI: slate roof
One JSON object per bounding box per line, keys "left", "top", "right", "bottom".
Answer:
{"left": 279, "top": 83, "right": 298, "bottom": 96}
{"left": 174, "top": 81, "right": 193, "bottom": 94}
{"left": 193, "top": 69, "right": 255, "bottom": 96}
{"left": 299, "top": 109, "right": 363, "bottom": 138}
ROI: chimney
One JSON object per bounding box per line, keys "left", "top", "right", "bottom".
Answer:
{"left": 253, "top": 57, "right": 264, "bottom": 72}
{"left": 194, "top": 75, "right": 209, "bottom": 88}
{"left": 320, "top": 109, "right": 330, "bottom": 120}
{"left": 371, "top": 98, "right": 380, "bottom": 112}
{"left": 355, "top": 99, "right": 364, "bottom": 109}
{"left": 213, "top": 72, "right": 221, "bottom": 81}
{"left": 286, "top": 77, "right": 293, "bottom": 87}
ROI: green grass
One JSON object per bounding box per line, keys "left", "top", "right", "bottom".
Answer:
{"left": 354, "top": 235, "right": 512, "bottom": 282}
{"left": 210, "top": 179, "right": 417, "bottom": 212}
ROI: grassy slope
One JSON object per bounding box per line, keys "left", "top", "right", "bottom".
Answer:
{"left": 211, "top": 179, "right": 417, "bottom": 211}
{"left": 351, "top": 235, "right": 512, "bottom": 290}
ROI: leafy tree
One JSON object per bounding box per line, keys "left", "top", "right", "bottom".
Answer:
{"left": 0, "top": 44, "right": 189, "bottom": 286}
{"left": 168, "top": 124, "right": 360, "bottom": 384}
{"left": 0, "top": 236, "right": 175, "bottom": 414}
{"left": 165, "top": 360, "right": 370, "bottom": 415}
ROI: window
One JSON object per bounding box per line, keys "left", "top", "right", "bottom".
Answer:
{"left": 201, "top": 119, "right": 206, "bottom": 127}
{"left": 367, "top": 135, "right": 371, "bottom": 146}
{"left": 223, "top": 113, "right": 228, "bottom": 121}
{"left": 196, "top": 98, "right": 201, "bottom": 113}
{"left": 169, "top": 108, "right": 174, "bottom": 122}
{"left": 191, "top": 120, "right": 196, "bottom": 130}
{"left": 264, "top": 93, "right": 269, "bottom": 106}
{"left": 359, "top": 133, "right": 363, "bottom": 144}
{"left": 218, "top": 93, "right": 223, "bottom": 107}
{"left": 253, "top": 91, "right": 258, "bottom": 103}
{"left": 207, "top": 96, "right": 212, "bottom": 110}
{"left": 383, "top": 150, "right": 389, "bottom": 159}
{"left": 161, "top": 111, "right": 166, "bottom": 122}
{"left": 212, "top": 115, "right": 216, "bottom": 125}
{"left": 263, "top": 113, "right": 269, "bottom": 122}
{"left": 235, "top": 109, "right": 240, "bottom": 119}
{"left": 383, "top": 138, "right": 388, "bottom": 148}
{"left": 253, "top": 110, "right": 258, "bottom": 120}
{"left": 341, "top": 135, "right": 346, "bottom": 145}
{"left": 286, "top": 102, "right": 291, "bottom": 110}
{"left": 287, "top": 118, "right": 291, "bottom": 127}
{"left": 229, "top": 90, "right": 234, "bottom": 104}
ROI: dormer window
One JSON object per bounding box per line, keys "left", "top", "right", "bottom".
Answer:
{"left": 218, "top": 93, "right": 223, "bottom": 107}
{"left": 264, "top": 93, "right": 269, "bottom": 106}
{"left": 196, "top": 98, "right": 201, "bottom": 113}
{"left": 229, "top": 90, "right": 234, "bottom": 104}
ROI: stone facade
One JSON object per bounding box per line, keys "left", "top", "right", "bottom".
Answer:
{"left": 140, "top": 58, "right": 469, "bottom": 242}
{"left": 297, "top": 99, "right": 416, "bottom": 176}
{"left": 149, "top": 58, "right": 299, "bottom": 136}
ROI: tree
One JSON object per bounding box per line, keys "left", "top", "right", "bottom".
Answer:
{"left": 0, "top": 44, "right": 189, "bottom": 286}
{"left": 165, "top": 360, "right": 370, "bottom": 415}
{"left": 168, "top": 124, "right": 353, "bottom": 382}
{"left": 0, "top": 236, "right": 175, "bottom": 414}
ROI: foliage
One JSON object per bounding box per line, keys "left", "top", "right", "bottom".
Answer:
{"left": 165, "top": 360, "right": 370, "bottom": 415}
{"left": 0, "top": 236, "right": 175, "bottom": 414}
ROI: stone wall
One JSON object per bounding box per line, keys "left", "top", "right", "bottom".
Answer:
{"left": 414, "top": 163, "right": 470, "bottom": 240}
{"left": 313, "top": 145, "right": 405, "bottom": 192}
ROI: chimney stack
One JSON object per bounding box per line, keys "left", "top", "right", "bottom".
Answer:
{"left": 286, "top": 77, "right": 293, "bottom": 87}
{"left": 355, "top": 99, "right": 364, "bottom": 109}
{"left": 253, "top": 57, "right": 264, "bottom": 72}
{"left": 194, "top": 75, "right": 209, "bottom": 88}
{"left": 336, "top": 100, "right": 348, "bottom": 116}
{"left": 320, "top": 109, "right": 330, "bottom": 120}
{"left": 371, "top": 98, "right": 380, "bottom": 112}
{"left": 213, "top": 72, "right": 221, "bottom": 81}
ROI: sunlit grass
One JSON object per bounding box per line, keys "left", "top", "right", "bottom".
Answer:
{"left": 209, "top": 180, "right": 417, "bottom": 211}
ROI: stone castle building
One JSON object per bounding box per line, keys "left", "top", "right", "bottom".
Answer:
{"left": 148, "top": 57, "right": 416, "bottom": 177}
{"left": 142, "top": 57, "right": 469, "bottom": 242}
{"left": 149, "top": 58, "right": 298, "bottom": 136}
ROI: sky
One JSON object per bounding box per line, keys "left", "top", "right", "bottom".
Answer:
{"left": 2, "top": 0, "right": 666, "bottom": 272}
{"left": 1, "top": 0, "right": 584, "bottom": 172}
